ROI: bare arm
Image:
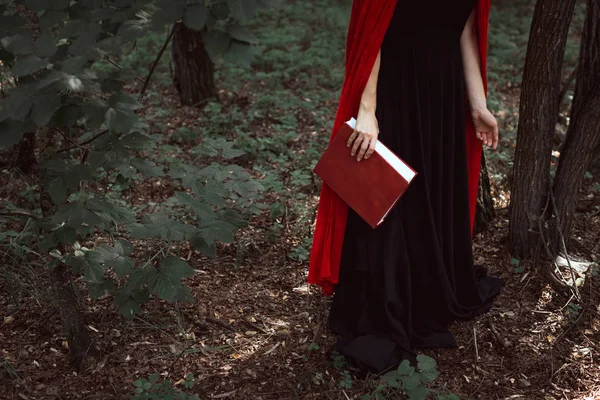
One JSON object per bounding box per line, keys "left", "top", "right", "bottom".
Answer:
{"left": 359, "top": 49, "right": 381, "bottom": 113}
{"left": 348, "top": 49, "right": 381, "bottom": 161}
{"left": 461, "top": 8, "right": 499, "bottom": 149}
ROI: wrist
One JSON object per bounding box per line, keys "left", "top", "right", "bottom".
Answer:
{"left": 469, "top": 98, "right": 487, "bottom": 114}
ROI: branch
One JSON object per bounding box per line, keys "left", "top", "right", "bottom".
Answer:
{"left": 138, "top": 27, "right": 175, "bottom": 101}
{"left": 549, "top": 186, "right": 582, "bottom": 301}
{"left": 0, "top": 210, "right": 40, "bottom": 220}
{"left": 55, "top": 130, "right": 108, "bottom": 154}
{"left": 107, "top": 57, "right": 146, "bottom": 85}
{"left": 54, "top": 128, "right": 84, "bottom": 151}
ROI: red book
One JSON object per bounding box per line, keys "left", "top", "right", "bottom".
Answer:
{"left": 313, "top": 118, "right": 417, "bottom": 229}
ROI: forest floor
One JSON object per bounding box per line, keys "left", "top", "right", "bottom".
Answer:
{"left": 2, "top": 0, "right": 599, "bottom": 399}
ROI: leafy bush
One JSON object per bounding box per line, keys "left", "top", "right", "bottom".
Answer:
{"left": 0, "top": 0, "right": 270, "bottom": 321}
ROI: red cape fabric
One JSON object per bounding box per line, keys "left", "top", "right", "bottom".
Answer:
{"left": 308, "top": 0, "right": 491, "bottom": 295}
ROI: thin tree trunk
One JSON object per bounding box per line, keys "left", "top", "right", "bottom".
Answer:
{"left": 474, "top": 152, "right": 495, "bottom": 236}
{"left": 551, "top": 0, "right": 600, "bottom": 251}
{"left": 509, "top": 0, "right": 577, "bottom": 259}
{"left": 172, "top": 22, "right": 217, "bottom": 106}
{"left": 15, "top": 132, "right": 36, "bottom": 173}
{"left": 38, "top": 129, "right": 98, "bottom": 370}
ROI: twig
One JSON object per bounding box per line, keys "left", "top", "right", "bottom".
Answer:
{"left": 536, "top": 186, "right": 575, "bottom": 293}
{"left": 488, "top": 320, "right": 510, "bottom": 348}
{"left": 54, "top": 128, "right": 84, "bottom": 150}
{"left": 473, "top": 327, "right": 479, "bottom": 362}
{"left": 56, "top": 129, "right": 108, "bottom": 154}
{"left": 0, "top": 210, "right": 40, "bottom": 220}
{"left": 549, "top": 188, "right": 582, "bottom": 301}
{"left": 106, "top": 57, "right": 146, "bottom": 84}
{"left": 241, "top": 317, "right": 269, "bottom": 334}
{"left": 138, "top": 27, "right": 175, "bottom": 101}
{"left": 206, "top": 317, "right": 236, "bottom": 332}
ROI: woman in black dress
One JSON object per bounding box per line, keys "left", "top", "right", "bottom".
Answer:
{"left": 327, "top": 0, "right": 504, "bottom": 374}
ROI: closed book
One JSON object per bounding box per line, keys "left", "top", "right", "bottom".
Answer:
{"left": 313, "top": 118, "right": 417, "bottom": 229}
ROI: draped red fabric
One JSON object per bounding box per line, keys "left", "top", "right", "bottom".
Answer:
{"left": 308, "top": 0, "right": 491, "bottom": 296}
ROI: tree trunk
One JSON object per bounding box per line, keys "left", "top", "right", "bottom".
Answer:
{"left": 551, "top": 0, "right": 600, "bottom": 252}
{"left": 38, "top": 130, "right": 97, "bottom": 370}
{"left": 474, "top": 152, "right": 495, "bottom": 236}
{"left": 172, "top": 22, "right": 217, "bottom": 106}
{"left": 15, "top": 132, "right": 36, "bottom": 173}
{"left": 509, "top": 0, "right": 577, "bottom": 259}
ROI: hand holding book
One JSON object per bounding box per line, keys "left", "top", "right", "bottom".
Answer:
{"left": 348, "top": 105, "right": 380, "bottom": 162}
{"left": 313, "top": 118, "right": 417, "bottom": 229}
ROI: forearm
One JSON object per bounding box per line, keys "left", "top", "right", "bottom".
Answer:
{"left": 460, "top": 9, "right": 487, "bottom": 113}
{"left": 359, "top": 49, "right": 381, "bottom": 113}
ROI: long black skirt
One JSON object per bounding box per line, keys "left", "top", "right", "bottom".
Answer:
{"left": 327, "top": 0, "right": 504, "bottom": 374}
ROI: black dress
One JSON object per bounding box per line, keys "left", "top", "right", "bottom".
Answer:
{"left": 327, "top": 0, "right": 504, "bottom": 374}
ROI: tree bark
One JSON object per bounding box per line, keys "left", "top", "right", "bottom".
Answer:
{"left": 172, "top": 22, "right": 217, "bottom": 106}
{"left": 474, "top": 152, "right": 495, "bottom": 236}
{"left": 15, "top": 132, "right": 36, "bottom": 173}
{"left": 509, "top": 0, "right": 577, "bottom": 259}
{"left": 551, "top": 0, "right": 600, "bottom": 251}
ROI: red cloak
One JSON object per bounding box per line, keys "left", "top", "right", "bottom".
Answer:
{"left": 308, "top": 0, "right": 491, "bottom": 295}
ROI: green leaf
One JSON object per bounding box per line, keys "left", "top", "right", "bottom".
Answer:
{"left": 31, "top": 94, "right": 61, "bottom": 126}
{"left": 204, "top": 30, "right": 230, "bottom": 58}
{"left": 401, "top": 371, "right": 422, "bottom": 391}
{"left": 190, "top": 234, "right": 217, "bottom": 258}
{"left": 184, "top": 4, "right": 208, "bottom": 30}
{"left": 223, "top": 40, "right": 253, "bottom": 66}
{"left": 71, "top": 253, "right": 106, "bottom": 283}
{"left": 148, "top": 256, "right": 194, "bottom": 302}
{"left": 130, "top": 158, "right": 164, "bottom": 177}
{"left": 50, "top": 0, "right": 71, "bottom": 10}
{"left": 89, "top": 280, "right": 115, "bottom": 300}
{"left": 69, "top": 31, "right": 97, "bottom": 56}
{"left": 173, "top": 192, "right": 217, "bottom": 220}
{"left": 46, "top": 177, "right": 67, "bottom": 204}
{"left": 106, "top": 107, "right": 138, "bottom": 134}
{"left": 54, "top": 225, "right": 77, "bottom": 246}
{"left": 130, "top": 213, "right": 196, "bottom": 241}
{"left": 221, "top": 147, "right": 246, "bottom": 159}
{"left": 226, "top": 24, "right": 257, "bottom": 43}
{"left": 405, "top": 385, "right": 427, "bottom": 400}
{"left": 1, "top": 33, "right": 33, "bottom": 55}
{"left": 39, "top": 11, "right": 67, "bottom": 30}
{"left": 119, "top": 132, "right": 153, "bottom": 148}
{"left": 108, "top": 92, "right": 142, "bottom": 111}
{"left": 227, "top": 0, "right": 257, "bottom": 21}
{"left": 420, "top": 368, "right": 438, "bottom": 383}
{"left": 436, "top": 395, "right": 460, "bottom": 400}
{"left": 0, "top": 120, "right": 25, "bottom": 148}
{"left": 381, "top": 371, "right": 401, "bottom": 388}
{"left": 199, "top": 219, "right": 237, "bottom": 243}
{"left": 510, "top": 257, "right": 520, "bottom": 266}
{"left": 33, "top": 32, "right": 57, "bottom": 58}
{"left": 397, "top": 360, "right": 414, "bottom": 376}
{"left": 416, "top": 354, "right": 436, "bottom": 371}
{"left": 95, "top": 240, "right": 135, "bottom": 278}
{"left": 25, "top": 0, "right": 50, "bottom": 12}
{"left": 153, "top": 0, "right": 185, "bottom": 26}
{"left": 210, "top": 3, "right": 229, "bottom": 19}
{"left": 127, "top": 265, "right": 155, "bottom": 289}
{"left": 12, "top": 54, "right": 49, "bottom": 77}
{"left": 113, "top": 288, "right": 148, "bottom": 319}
